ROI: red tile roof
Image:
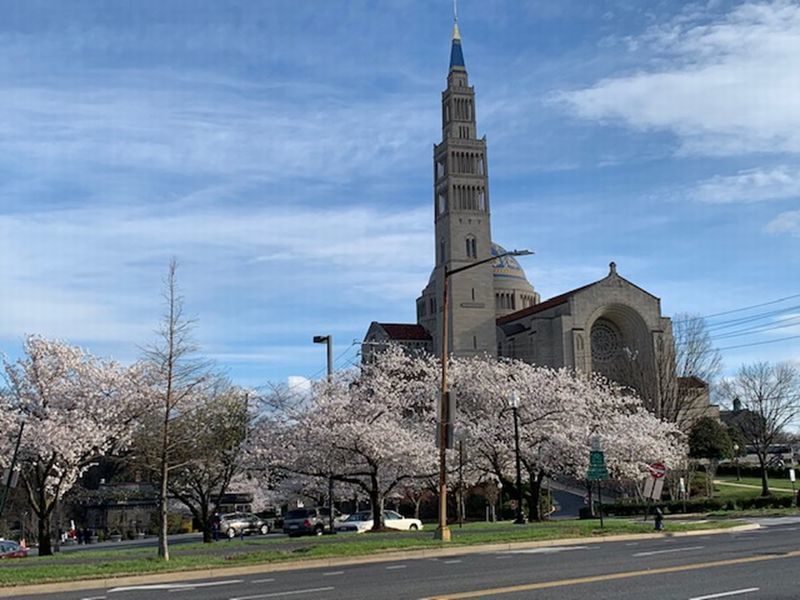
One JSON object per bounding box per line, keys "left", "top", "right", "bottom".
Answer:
{"left": 496, "top": 282, "right": 595, "bottom": 325}
{"left": 379, "top": 323, "right": 432, "bottom": 341}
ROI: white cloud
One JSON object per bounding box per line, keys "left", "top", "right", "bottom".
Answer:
{"left": 765, "top": 209, "right": 800, "bottom": 236}
{"left": 557, "top": 2, "right": 800, "bottom": 156}
{"left": 695, "top": 166, "right": 800, "bottom": 203}
{"left": 0, "top": 201, "right": 431, "bottom": 346}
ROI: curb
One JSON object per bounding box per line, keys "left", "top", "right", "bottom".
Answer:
{"left": 1, "top": 523, "right": 759, "bottom": 597}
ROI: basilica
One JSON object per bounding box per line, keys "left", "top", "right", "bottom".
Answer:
{"left": 363, "top": 22, "right": 706, "bottom": 418}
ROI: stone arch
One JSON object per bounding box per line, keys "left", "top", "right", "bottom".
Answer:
{"left": 586, "top": 303, "right": 653, "bottom": 386}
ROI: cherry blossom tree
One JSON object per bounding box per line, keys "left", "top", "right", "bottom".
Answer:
{"left": 272, "top": 346, "right": 439, "bottom": 530}
{"left": 1, "top": 336, "right": 145, "bottom": 555}
{"left": 453, "top": 357, "right": 685, "bottom": 521}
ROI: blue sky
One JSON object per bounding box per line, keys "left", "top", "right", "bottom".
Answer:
{"left": 1, "top": 0, "right": 798, "bottom": 388}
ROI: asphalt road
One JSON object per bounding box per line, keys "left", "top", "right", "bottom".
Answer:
{"left": 16, "top": 518, "right": 800, "bottom": 600}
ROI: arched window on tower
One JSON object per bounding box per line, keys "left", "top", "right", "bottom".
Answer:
{"left": 465, "top": 236, "right": 477, "bottom": 259}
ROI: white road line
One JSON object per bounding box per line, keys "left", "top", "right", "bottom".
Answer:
{"left": 230, "top": 587, "right": 335, "bottom": 600}
{"left": 506, "top": 545, "right": 589, "bottom": 554}
{"left": 768, "top": 527, "right": 798, "bottom": 532}
{"left": 386, "top": 565, "right": 407, "bottom": 570}
{"left": 323, "top": 570, "right": 344, "bottom": 576}
{"left": 443, "top": 559, "right": 462, "bottom": 564}
{"left": 688, "top": 587, "right": 759, "bottom": 600}
{"left": 625, "top": 542, "right": 639, "bottom": 546}
{"left": 168, "top": 589, "right": 195, "bottom": 594}
{"left": 109, "top": 580, "right": 243, "bottom": 593}
{"left": 252, "top": 578, "right": 276, "bottom": 584}
{"left": 633, "top": 545, "right": 704, "bottom": 557}
{"left": 81, "top": 596, "right": 106, "bottom": 600}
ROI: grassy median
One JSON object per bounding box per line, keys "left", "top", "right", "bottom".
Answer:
{"left": 0, "top": 519, "right": 744, "bottom": 587}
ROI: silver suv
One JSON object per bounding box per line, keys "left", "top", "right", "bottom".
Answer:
{"left": 217, "top": 512, "right": 271, "bottom": 538}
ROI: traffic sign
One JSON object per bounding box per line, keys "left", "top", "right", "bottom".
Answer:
{"left": 647, "top": 462, "right": 667, "bottom": 479}
{"left": 644, "top": 476, "right": 665, "bottom": 500}
{"left": 587, "top": 450, "right": 609, "bottom": 481}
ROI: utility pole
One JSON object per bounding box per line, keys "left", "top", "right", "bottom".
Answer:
{"left": 435, "top": 249, "right": 532, "bottom": 541}
{"left": 313, "top": 335, "right": 336, "bottom": 534}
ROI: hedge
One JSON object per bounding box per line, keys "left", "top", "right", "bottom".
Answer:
{"left": 600, "top": 494, "right": 796, "bottom": 516}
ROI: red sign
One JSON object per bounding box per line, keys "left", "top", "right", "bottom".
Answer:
{"left": 648, "top": 462, "right": 667, "bottom": 479}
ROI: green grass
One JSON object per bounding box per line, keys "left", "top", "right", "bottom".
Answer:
{"left": 0, "top": 519, "right": 744, "bottom": 587}
{"left": 715, "top": 475, "right": 797, "bottom": 492}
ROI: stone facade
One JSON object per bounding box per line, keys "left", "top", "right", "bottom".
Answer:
{"left": 362, "top": 22, "right": 716, "bottom": 423}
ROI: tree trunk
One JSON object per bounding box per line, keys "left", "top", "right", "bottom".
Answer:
{"left": 200, "top": 501, "right": 212, "bottom": 543}
{"left": 759, "top": 461, "right": 770, "bottom": 497}
{"left": 369, "top": 485, "right": 384, "bottom": 532}
{"left": 413, "top": 496, "right": 422, "bottom": 520}
{"left": 37, "top": 512, "right": 52, "bottom": 556}
{"left": 527, "top": 472, "right": 545, "bottom": 522}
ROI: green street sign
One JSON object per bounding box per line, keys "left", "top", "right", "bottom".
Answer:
{"left": 587, "top": 450, "right": 609, "bottom": 481}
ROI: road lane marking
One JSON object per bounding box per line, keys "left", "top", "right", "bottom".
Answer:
{"left": 689, "top": 588, "right": 759, "bottom": 600}
{"left": 109, "top": 580, "right": 243, "bottom": 592}
{"left": 386, "top": 565, "right": 407, "bottom": 570}
{"left": 506, "top": 545, "right": 589, "bottom": 554}
{"left": 323, "top": 570, "right": 344, "bottom": 576}
{"left": 81, "top": 597, "right": 106, "bottom": 600}
{"left": 231, "top": 587, "right": 334, "bottom": 600}
{"left": 443, "top": 559, "right": 462, "bottom": 564}
{"left": 625, "top": 542, "right": 639, "bottom": 546}
{"left": 633, "top": 545, "right": 704, "bottom": 557}
{"left": 252, "top": 578, "right": 276, "bottom": 584}
{"left": 418, "top": 549, "right": 800, "bottom": 599}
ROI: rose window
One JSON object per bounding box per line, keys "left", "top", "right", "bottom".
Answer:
{"left": 591, "top": 320, "right": 622, "bottom": 363}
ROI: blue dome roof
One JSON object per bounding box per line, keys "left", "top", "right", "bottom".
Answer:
{"left": 492, "top": 243, "right": 529, "bottom": 281}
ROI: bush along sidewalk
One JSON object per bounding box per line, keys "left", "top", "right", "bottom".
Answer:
{"left": 602, "top": 495, "right": 797, "bottom": 516}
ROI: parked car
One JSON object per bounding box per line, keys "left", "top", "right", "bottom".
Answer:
{"left": 0, "top": 540, "right": 28, "bottom": 559}
{"left": 282, "top": 507, "right": 345, "bottom": 537}
{"left": 217, "top": 512, "right": 272, "bottom": 538}
{"left": 336, "top": 510, "right": 423, "bottom": 533}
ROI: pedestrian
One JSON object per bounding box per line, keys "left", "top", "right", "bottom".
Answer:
{"left": 654, "top": 506, "right": 664, "bottom": 531}
{"left": 212, "top": 515, "right": 220, "bottom": 542}
{"left": 76, "top": 528, "right": 83, "bottom": 545}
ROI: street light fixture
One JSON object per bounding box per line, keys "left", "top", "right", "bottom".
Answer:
{"left": 435, "top": 248, "right": 533, "bottom": 542}
{"left": 509, "top": 391, "right": 526, "bottom": 524}
{"left": 313, "top": 335, "right": 336, "bottom": 535}
{"left": 733, "top": 443, "right": 741, "bottom": 481}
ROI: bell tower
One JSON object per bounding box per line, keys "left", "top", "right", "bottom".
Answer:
{"left": 428, "top": 20, "right": 497, "bottom": 358}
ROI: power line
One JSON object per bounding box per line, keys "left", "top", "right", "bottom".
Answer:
{"left": 675, "top": 293, "right": 800, "bottom": 323}
{"left": 716, "top": 334, "right": 800, "bottom": 352}
{"left": 704, "top": 304, "right": 800, "bottom": 332}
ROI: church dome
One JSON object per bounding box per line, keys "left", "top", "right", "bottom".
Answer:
{"left": 492, "top": 243, "right": 530, "bottom": 283}
{"left": 492, "top": 243, "right": 539, "bottom": 317}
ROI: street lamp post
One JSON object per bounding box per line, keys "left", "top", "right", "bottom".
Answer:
{"left": 509, "top": 391, "right": 526, "bottom": 524}
{"left": 435, "top": 249, "right": 532, "bottom": 541}
{"left": 733, "top": 443, "right": 741, "bottom": 481}
{"left": 313, "top": 335, "right": 336, "bottom": 535}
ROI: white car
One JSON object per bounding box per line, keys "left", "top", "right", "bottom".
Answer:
{"left": 336, "top": 510, "right": 423, "bottom": 533}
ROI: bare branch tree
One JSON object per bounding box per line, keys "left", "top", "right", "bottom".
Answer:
{"left": 720, "top": 362, "right": 800, "bottom": 496}
{"left": 141, "top": 259, "right": 210, "bottom": 560}
{"left": 606, "top": 314, "right": 722, "bottom": 430}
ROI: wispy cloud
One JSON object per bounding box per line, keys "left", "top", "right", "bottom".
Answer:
{"left": 695, "top": 166, "right": 800, "bottom": 203}
{"left": 556, "top": 2, "right": 800, "bottom": 157}
{"left": 765, "top": 209, "right": 800, "bottom": 236}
